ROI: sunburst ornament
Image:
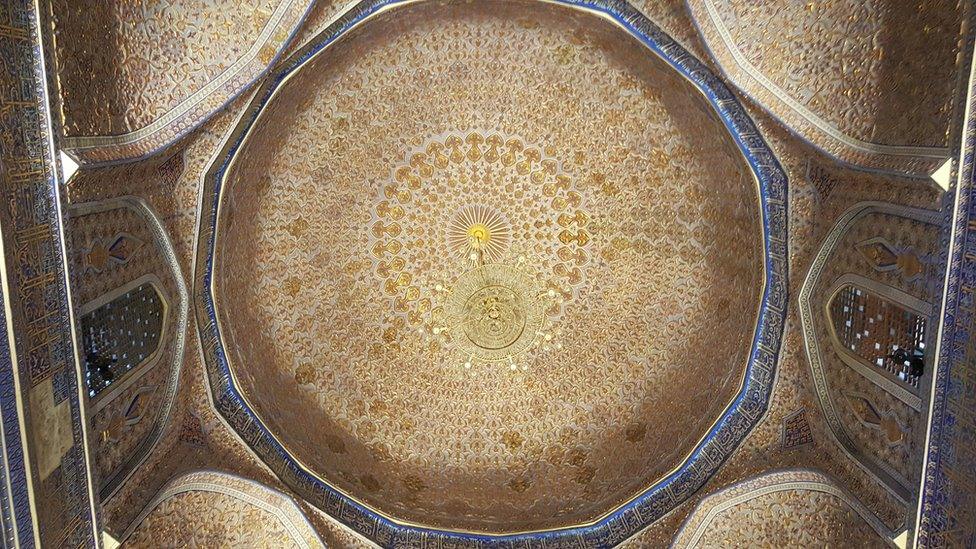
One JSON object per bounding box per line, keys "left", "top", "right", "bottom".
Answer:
{"left": 448, "top": 205, "right": 511, "bottom": 263}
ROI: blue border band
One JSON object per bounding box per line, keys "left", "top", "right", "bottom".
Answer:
{"left": 916, "top": 45, "right": 976, "bottom": 547}
{"left": 0, "top": 0, "right": 100, "bottom": 545}
{"left": 194, "top": 1, "right": 789, "bottom": 546}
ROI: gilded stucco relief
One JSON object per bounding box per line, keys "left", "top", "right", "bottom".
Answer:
{"left": 64, "top": 97, "right": 378, "bottom": 549}
{"left": 687, "top": 0, "right": 970, "bottom": 175}
{"left": 124, "top": 471, "right": 325, "bottom": 549}
{"left": 50, "top": 0, "right": 313, "bottom": 163}
{"left": 65, "top": 197, "right": 188, "bottom": 502}
{"left": 66, "top": 99, "right": 261, "bottom": 538}
{"left": 211, "top": 1, "right": 767, "bottom": 533}
{"left": 799, "top": 204, "right": 943, "bottom": 500}
{"left": 29, "top": 0, "right": 966, "bottom": 546}
{"left": 670, "top": 470, "right": 891, "bottom": 548}
{"left": 619, "top": 105, "right": 942, "bottom": 548}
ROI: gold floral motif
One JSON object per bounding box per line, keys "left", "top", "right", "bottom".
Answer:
{"left": 671, "top": 471, "right": 891, "bottom": 548}
{"left": 283, "top": 277, "right": 302, "bottom": 298}
{"left": 51, "top": 0, "right": 311, "bottom": 162}
{"left": 214, "top": 2, "right": 762, "bottom": 532}
{"left": 368, "top": 131, "right": 591, "bottom": 342}
{"left": 502, "top": 431, "right": 525, "bottom": 451}
{"left": 284, "top": 216, "right": 309, "bottom": 238}
{"left": 294, "top": 363, "right": 315, "bottom": 385}
{"left": 687, "top": 0, "right": 967, "bottom": 174}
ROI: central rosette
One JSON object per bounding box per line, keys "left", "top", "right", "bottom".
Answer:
{"left": 367, "top": 131, "right": 591, "bottom": 369}
{"left": 463, "top": 285, "right": 525, "bottom": 350}
{"left": 443, "top": 264, "right": 546, "bottom": 361}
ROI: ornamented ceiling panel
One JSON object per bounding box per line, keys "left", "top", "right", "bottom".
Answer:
{"left": 672, "top": 470, "right": 891, "bottom": 548}
{"left": 687, "top": 0, "right": 970, "bottom": 176}
{"left": 195, "top": 0, "right": 787, "bottom": 544}
{"left": 219, "top": 2, "right": 761, "bottom": 532}
{"left": 124, "top": 471, "right": 324, "bottom": 548}
{"left": 50, "top": 0, "right": 313, "bottom": 163}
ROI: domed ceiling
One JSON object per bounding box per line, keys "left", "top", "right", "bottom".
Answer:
{"left": 196, "top": 0, "right": 787, "bottom": 542}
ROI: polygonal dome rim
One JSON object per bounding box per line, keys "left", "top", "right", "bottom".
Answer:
{"left": 192, "top": 0, "right": 789, "bottom": 545}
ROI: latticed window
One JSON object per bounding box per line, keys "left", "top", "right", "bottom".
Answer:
{"left": 81, "top": 283, "right": 164, "bottom": 399}
{"left": 829, "top": 285, "right": 927, "bottom": 390}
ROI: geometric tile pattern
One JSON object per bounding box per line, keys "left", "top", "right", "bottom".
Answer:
{"left": 782, "top": 409, "right": 814, "bottom": 450}
{"left": 0, "top": 0, "right": 99, "bottom": 545}
{"left": 916, "top": 47, "right": 976, "bottom": 548}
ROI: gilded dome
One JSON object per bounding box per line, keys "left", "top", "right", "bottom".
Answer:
{"left": 208, "top": 0, "right": 767, "bottom": 533}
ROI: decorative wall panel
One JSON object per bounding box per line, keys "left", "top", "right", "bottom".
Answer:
{"left": 687, "top": 0, "right": 970, "bottom": 175}
{"left": 916, "top": 45, "right": 976, "bottom": 548}
{"left": 56, "top": 100, "right": 253, "bottom": 540}
{"left": 123, "top": 471, "right": 324, "bottom": 548}
{"left": 0, "top": 0, "right": 100, "bottom": 545}
{"left": 672, "top": 470, "right": 891, "bottom": 548}
{"left": 799, "top": 203, "right": 943, "bottom": 502}
{"left": 66, "top": 198, "right": 187, "bottom": 502}
{"left": 50, "top": 0, "right": 314, "bottom": 163}
{"left": 195, "top": 0, "right": 788, "bottom": 545}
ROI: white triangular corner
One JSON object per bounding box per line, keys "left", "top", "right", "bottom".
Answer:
{"left": 59, "top": 150, "right": 79, "bottom": 183}
{"left": 930, "top": 158, "right": 952, "bottom": 191}
{"left": 102, "top": 531, "right": 121, "bottom": 549}
{"left": 892, "top": 529, "right": 908, "bottom": 549}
